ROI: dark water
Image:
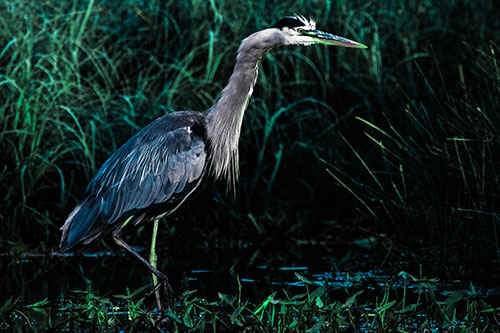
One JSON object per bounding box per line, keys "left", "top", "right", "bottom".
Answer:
{"left": 2, "top": 242, "right": 500, "bottom": 331}
{"left": 2, "top": 243, "right": 498, "bottom": 307}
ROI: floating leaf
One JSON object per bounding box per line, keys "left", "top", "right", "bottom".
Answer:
{"left": 315, "top": 297, "right": 324, "bottom": 308}
{"left": 444, "top": 290, "right": 465, "bottom": 307}
{"left": 310, "top": 285, "right": 326, "bottom": 302}
{"left": 342, "top": 291, "right": 363, "bottom": 309}
{"left": 375, "top": 300, "right": 396, "bottom": 313}
{"left": 295, "top": 272, "right": 314, "bottom": 285}
{"left": 397, "top": 303, "right": 419, "bottom": 313}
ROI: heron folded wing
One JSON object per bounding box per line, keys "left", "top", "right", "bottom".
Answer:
{"left": 87, "top": 123, "right": 207, "bottom": 226}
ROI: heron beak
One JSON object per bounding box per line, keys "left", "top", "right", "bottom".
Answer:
{"left": 305, "top": 30, "right": 368, "bottom": 48}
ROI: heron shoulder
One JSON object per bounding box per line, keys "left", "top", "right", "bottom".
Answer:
{"left": 86, "top": 111, "right": 207, "bottom": 197}
{"left": 138, "top": 111, "right": 206, "bottom": 142}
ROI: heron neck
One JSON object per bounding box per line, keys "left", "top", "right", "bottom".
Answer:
{"left": 205, "top": 30, "right": 272, "bottom": 188}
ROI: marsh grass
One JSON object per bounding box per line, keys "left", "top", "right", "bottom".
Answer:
{"left": 326, "top": 40, "right": 500, "bottom": 275}
{"left": 1, "top": 272, "right": 499, "bottom": 331}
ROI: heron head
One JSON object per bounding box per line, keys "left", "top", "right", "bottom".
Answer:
{"left": 270, "top": 15, "right": 367, "bottom": 48}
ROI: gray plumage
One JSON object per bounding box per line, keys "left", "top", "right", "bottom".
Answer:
{"left": 59, "top": 15, "right": 366, "bottom": 302}
{"left": 60, "top": 112, "right": 206, "bottom": 250}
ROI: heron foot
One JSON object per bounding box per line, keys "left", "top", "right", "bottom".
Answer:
{"left": 112, "top": 232, "right": 174, "bottom": 309}
{"left": 146, "top": 276, "right": 174, "bottom": 311}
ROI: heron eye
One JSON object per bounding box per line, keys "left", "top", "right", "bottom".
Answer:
{"left": 297, "top": 28, "right": 304, "bottom": 34}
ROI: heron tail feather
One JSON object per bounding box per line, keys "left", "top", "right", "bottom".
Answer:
{"left": 60, "top": 199, "right": 99, "bottom": 251}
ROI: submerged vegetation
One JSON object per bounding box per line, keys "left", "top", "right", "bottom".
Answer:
{"left": 1, "top": 0, "right": 499, "bottom": 330}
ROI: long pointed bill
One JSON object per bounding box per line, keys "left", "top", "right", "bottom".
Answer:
{"left": 306, "top": 30, "right": 367, "bottom": 48}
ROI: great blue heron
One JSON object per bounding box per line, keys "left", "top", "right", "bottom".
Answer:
{"left": 60, "top": 15, "right": 367, "bottom": 309}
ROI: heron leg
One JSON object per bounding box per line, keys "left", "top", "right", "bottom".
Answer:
{"left": 149, "top": 219, "right": 162, "bottom": 312}
{"left": 112, "top": 221, "right": 173, "bottom": 305}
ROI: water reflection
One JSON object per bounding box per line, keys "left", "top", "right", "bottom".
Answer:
{"left": 1, "top": 244, "right": 498, "bottom": 306}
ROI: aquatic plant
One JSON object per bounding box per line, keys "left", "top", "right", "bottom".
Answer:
{"left": 1, "top": 272, "right": 499, "bottom": 331}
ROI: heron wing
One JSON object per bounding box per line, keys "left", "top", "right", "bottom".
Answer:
{"left": 60, "top": 112, "right": 206, "bottom": 250}
{"left": 89, "top": 117, "right": 207, "bottom": 224}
